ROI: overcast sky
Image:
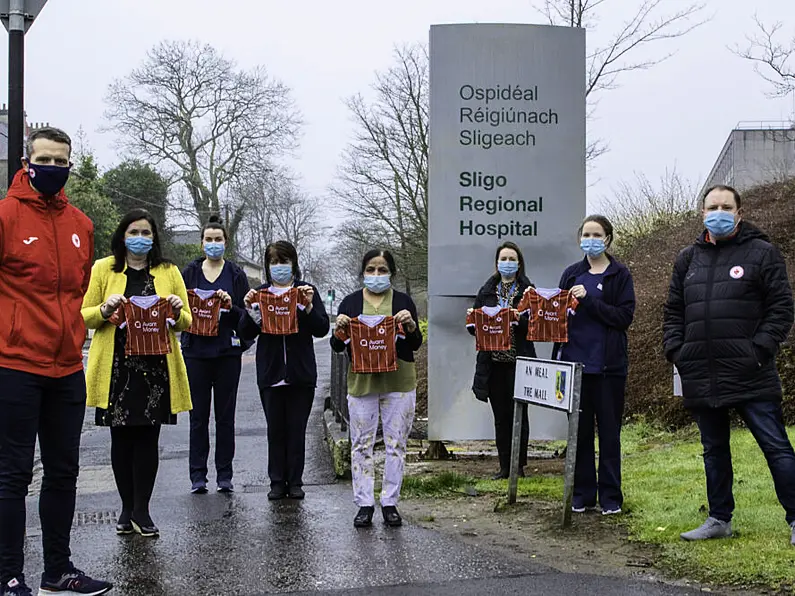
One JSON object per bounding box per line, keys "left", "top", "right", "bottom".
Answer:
{"left": 2, "top": 0, "right": 792, "bottom": 222}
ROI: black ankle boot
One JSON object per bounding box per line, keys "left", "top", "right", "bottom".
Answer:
{"left": 491, "top": 469, "right": 509, "bottom": 480}
{"left": 353, "top": 506, "right": 375, "bottom": 527}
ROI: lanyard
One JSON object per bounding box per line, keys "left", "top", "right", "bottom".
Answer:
{"left": 498, "top": 281, "right": 516, "bottom": 308}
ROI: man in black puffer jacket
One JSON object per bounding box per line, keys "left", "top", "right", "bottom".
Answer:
{"left": 663, "top": 184, "right": 795, "bottom": 546}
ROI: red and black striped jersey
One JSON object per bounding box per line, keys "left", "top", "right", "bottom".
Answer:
{"left": 186, "top": 289, "right": 228, "bottom": 337}
{"left": 517, "top": 287, "right": 579, "bottom": 343}
{"left": 119, "top": 295, "right": 175, "bottom": 356}
{"left": 254, "top": 287, "right": 311, "bottom": 336}
{"left": 466, "top": 306, "right": 518, "bottom": 351}
{"left": 334, "top": 315, "right": 405, "bottom": 374}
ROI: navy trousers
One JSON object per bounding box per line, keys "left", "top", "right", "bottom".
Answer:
{"left": 573, "top": 374, "right": 626, "bottom": 510}
{"left": 187, "top": 356, "right": 242, "bottom": 485}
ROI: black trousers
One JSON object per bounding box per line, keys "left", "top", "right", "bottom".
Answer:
{"left": 693, "top": 400, "right": 795, "bottom": 524}
{"left": 573, "top": 374, "right": 626, "bottom": 510}
{"left": 260, "top": 385, "right": 315, "bottom": 488}
{"left": 110, "top": 426, "right": 161, "bottom": 525}
{"left": 0, "top": 368, "right": 85, "bottom": 583}
{"left": 488, "top": 362, "right": 529, "bottom": 470}
{"left": 186, "top": 356, "right": 242, "bottom": 485}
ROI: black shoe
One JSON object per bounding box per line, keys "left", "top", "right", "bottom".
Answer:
{"left": 131, "top": 516, "right": 159, "bottom": 538}
{"left": 39, "top": 566, "right": 113, "bottom": 595}
{"left": 268, "top": 484, "right": 287, "bottom": 500}
{"left": 353, "top": 506, "right": 375, "bottom": 527}
{"left": 491, "top": 469, "right": 509, "bottom": 480}
{"left": 288, "top": 486, "right": 305, "bottom": 500}
{"left": 1, "top": 576, "right": 32, "bottom": 596}
{"left": 382, "top": 505, "right": 403, "bottom": 527}
{"left": 116, "top": 509, "right": 133, "bottom": 535}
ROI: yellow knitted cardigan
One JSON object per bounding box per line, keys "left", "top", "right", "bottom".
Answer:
{"left": 82, "top": 256, "right": 193, "bottom": 414}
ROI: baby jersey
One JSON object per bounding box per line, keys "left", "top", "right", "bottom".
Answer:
{"left": 517, "top": 287, "right": 579, "bottom": 343}
{"left": 253, "top": 287, "right": 311, "bottom": 336}
{"left": 119, "top": 295, "right": 175, "bottom": 356}
{"left": 334, "top": 315, "right": 405, "bottom": 374}
{"left": 186, "top": 289, "right": 228, "bottom": 337}
{"left": 466, "top": 306, "right": 518, "bottom": 352}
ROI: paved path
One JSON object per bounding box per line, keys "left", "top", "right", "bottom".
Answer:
{"left": 21, "top": 340, "right": 711, "bottom": 595}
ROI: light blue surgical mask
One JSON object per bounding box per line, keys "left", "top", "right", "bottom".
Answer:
{"left": 704, "top": 211, "right": 737, "bottom": 238}
{"left": 580, "top": 238, "right": 606, "bottom": 258}
{"left": 363, "top": 274, "right": 391, "bottom": 294}
{"left": 497, "top": 261, "right": 519, "bottom": 277}
{"left": 204, "top": 242, "right": 225, "bottom": 260}
{"left": 270, "top": 264, "right": 293, "bottom": 285}
{"left": 125, "top": 236, "right": 153, "bottom": 256}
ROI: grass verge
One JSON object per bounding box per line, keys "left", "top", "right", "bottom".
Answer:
{"left": 621, "top": 424, "right": 795, "bottom": 589}
{"left": 401, "top": 470, "right": 563, "bottom": 500}
{"left": 402, "top": 422, "right": 795, "bottom": 590}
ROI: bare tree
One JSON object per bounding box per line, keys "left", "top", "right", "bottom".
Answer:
{"left": 537, "top": 0, "right": 707, "bottom": 159}
{"left": 235, "top": 167, "right": 328, "bottom": 283}
{"left": 331, "top": 44, "right": 429, "bottom": 296}
{"left": 104, "top": 40, "right": 300, "bottom": 247}
{"left": 602, "top": 167, "right": 699, "bottom": 247}
{"left": 736, "top": 16, "right": 795, "bottom": 100}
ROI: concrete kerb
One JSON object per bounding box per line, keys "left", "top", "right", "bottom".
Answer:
{"left": 323, "top": 408, "right": 351, "bottom": 479}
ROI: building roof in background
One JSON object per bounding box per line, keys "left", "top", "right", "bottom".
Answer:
{"left": 0, "top": 122, "right": 8, "bottom": 159}
{"left": 171, "top": 229, "right": 201, "bottom": 245}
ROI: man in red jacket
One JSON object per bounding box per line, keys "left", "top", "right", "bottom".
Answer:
{"left": 0, "top": 128, "right": 112, "bottom": 596}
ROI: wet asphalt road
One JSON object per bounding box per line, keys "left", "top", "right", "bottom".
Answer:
{"left": 20, "top": 339, "right": 711, "bottom": 595}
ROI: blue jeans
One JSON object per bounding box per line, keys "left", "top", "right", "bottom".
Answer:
{"left": 0, "top": 367, "right": 86, "bottom": 583}
{"left": 694, "top": 400, "right": 795, "bottom": 524}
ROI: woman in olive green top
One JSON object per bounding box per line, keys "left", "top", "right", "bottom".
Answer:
{"left": 330, "top": 249, "right": 423, "bottom": 528}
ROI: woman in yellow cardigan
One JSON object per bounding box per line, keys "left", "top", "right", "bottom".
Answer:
{"left": 82, "top": 209, "right": 192, "bottom": 539}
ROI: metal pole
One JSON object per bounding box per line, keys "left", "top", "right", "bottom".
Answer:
{"left": 561, "top": 363, "right": 583, "bottom": 528}
{"left": 7, "top": 0, "right": 25, "bottom": 187}
{"left": 507, "top": 399, "right": 525, "bottom": 504}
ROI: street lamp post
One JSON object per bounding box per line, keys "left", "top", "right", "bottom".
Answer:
{"left": 1, "top": 0, "right": 49, "bottom": 187}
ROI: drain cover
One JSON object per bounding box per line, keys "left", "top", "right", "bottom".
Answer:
{"left": 74, "top": 511, "right": 117, "bottom": 526}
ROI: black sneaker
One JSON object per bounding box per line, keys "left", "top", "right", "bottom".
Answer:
{"left": 288, "top": 486, "right": 305, "bottom": 500}
{"left": 38, "top": 566, "right": 112, "bottom": 595}
{"left": 190, "top": 481, "right": 208, "bottom": 495}
{"left": 1, "top": 576, "right": 32, "bottom": 596}
{"left": 216, "top": 480, "right": 234, "bottom": 494}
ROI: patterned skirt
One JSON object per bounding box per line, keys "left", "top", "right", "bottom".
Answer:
{"left": 95, "top": 328, "right": 176, "bottom": 427}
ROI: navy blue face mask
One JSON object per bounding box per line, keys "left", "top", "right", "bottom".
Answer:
{"left": 27, "top": 162, "right": 71, "bottom": 196}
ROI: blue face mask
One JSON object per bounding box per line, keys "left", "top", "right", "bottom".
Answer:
{"left": 125, "top": 236, "right": 153, "bottom": 256}
{"left": 497, "top": 261, "right": 519, "bottom": 277}
{"left": 704, "top": 211, "right": 737, "bottom": 238}
{"left": 270, "top": 264, "right": 293, "bottom": 285}
{"left": 364, "top": 275, "right": 392, "bottom": 294}
{"left": 580, "top": 238, "right": 606, "bottom": 258}
{"left": 204, "top": 242, "right": 225, "bottom": 259}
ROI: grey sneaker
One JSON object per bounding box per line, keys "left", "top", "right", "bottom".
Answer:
{"left": 680, "top": 517, "right": 732, "bottom": 541}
